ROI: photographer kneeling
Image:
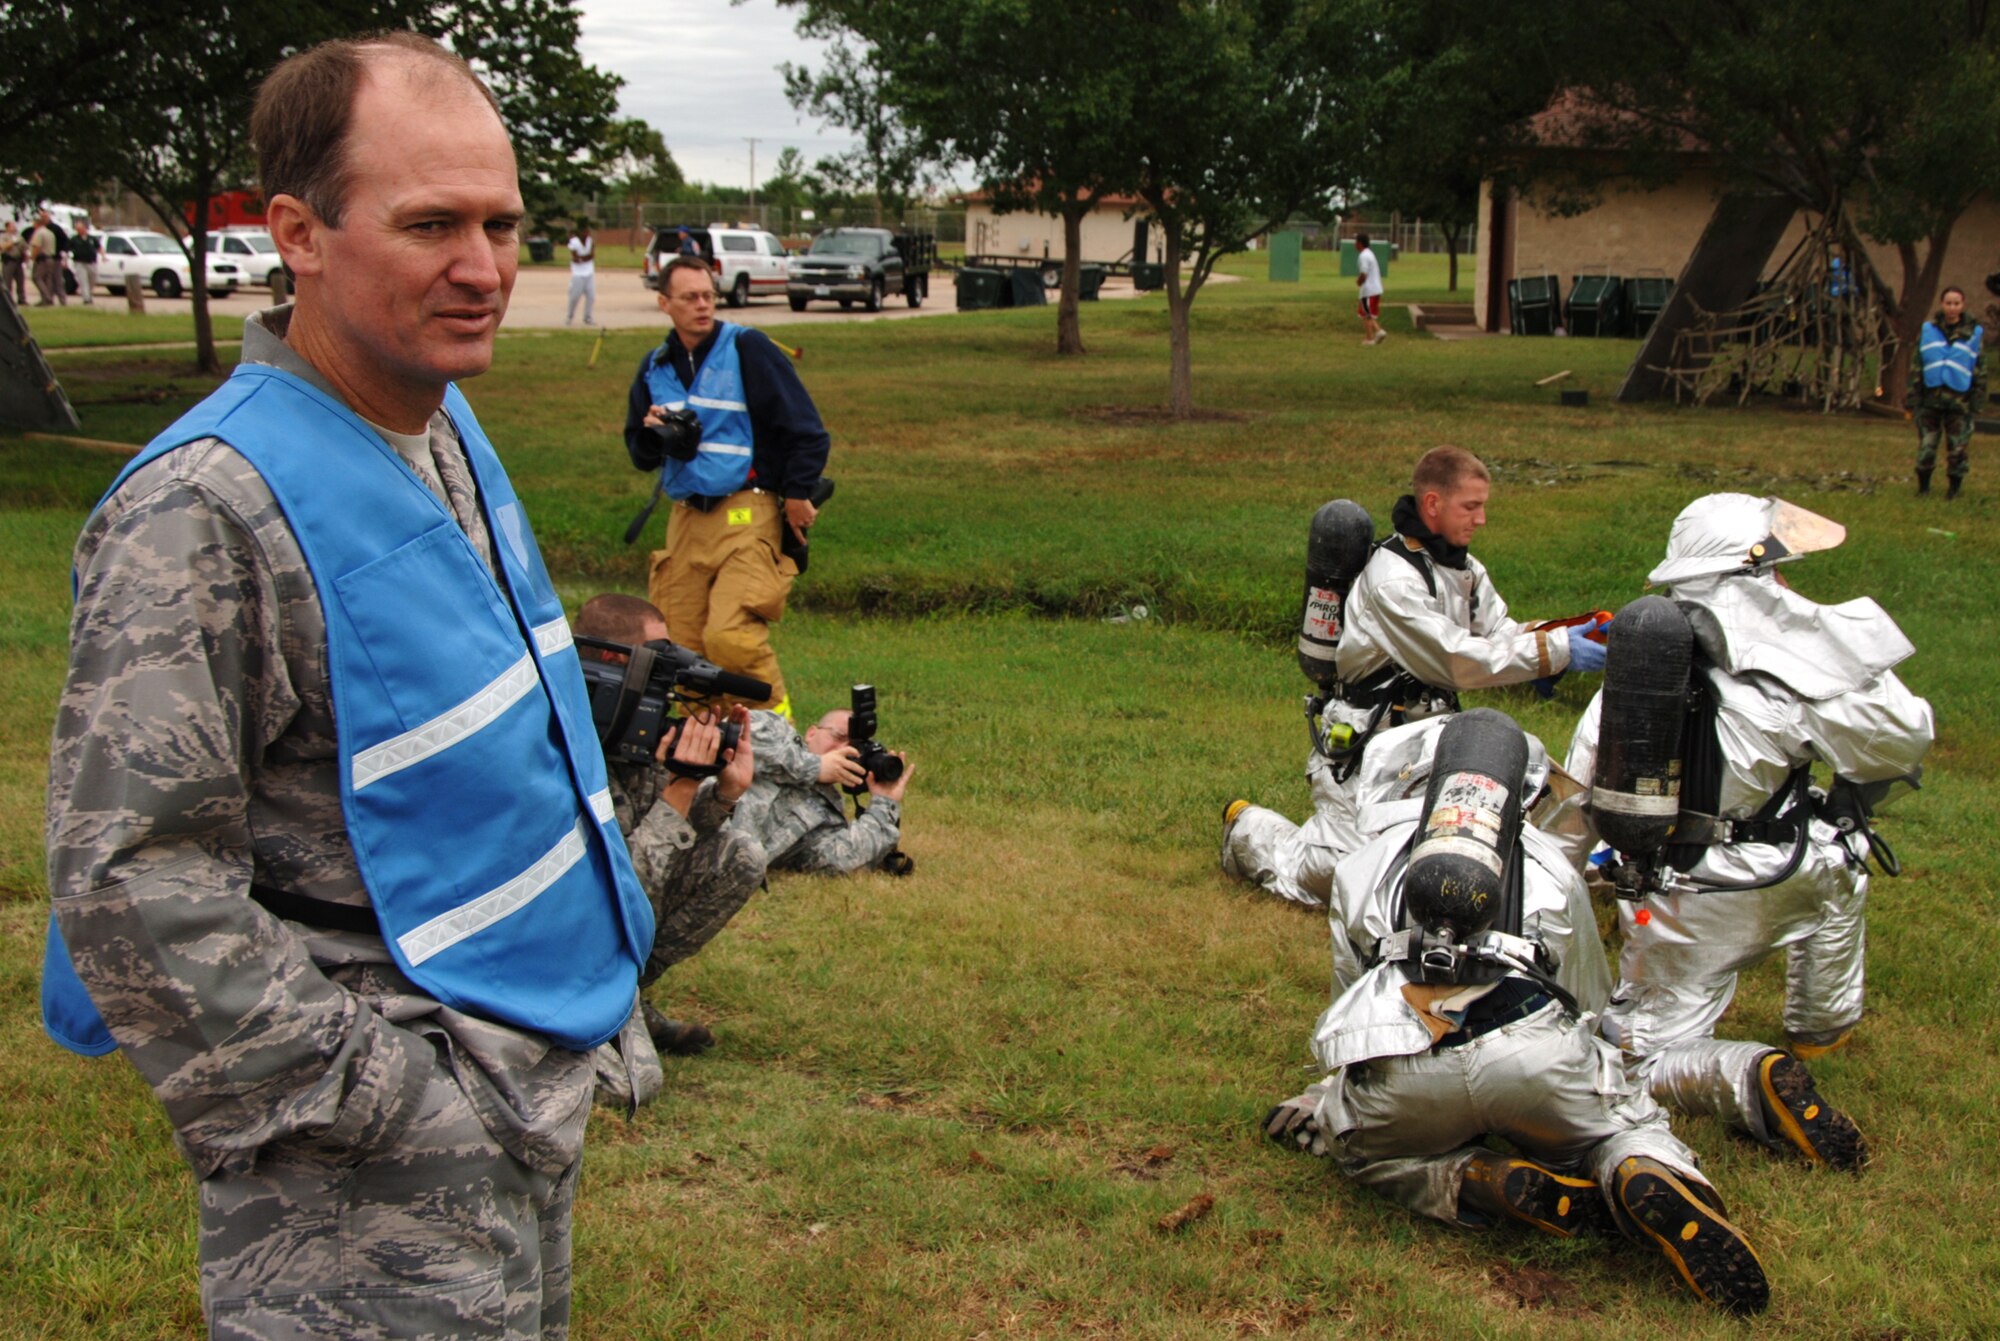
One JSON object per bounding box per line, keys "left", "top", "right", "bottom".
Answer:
{"left": 736, "top": 696, "right": 914, "bottom": 876}
{"left": 576, "top": 594, "right": 767, "bottom": 1096}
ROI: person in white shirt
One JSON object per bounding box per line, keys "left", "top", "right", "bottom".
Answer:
{"left": 1354, "top": 230, "right": 1385, "bottom": 346}
{"left": 566, "top": 217, "right": 596, "bottom": 326}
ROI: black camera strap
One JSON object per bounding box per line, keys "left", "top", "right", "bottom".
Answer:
{"left": 623, "top": 469, "right": 668, "bottom": 545}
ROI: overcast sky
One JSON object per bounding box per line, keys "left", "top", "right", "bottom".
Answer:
{"left": 573, "top": 0, "right": 855, "bottom": 190}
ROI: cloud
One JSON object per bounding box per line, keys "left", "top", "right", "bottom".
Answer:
{"left": 574, "top": 0, "right": 854, "bottom": 188}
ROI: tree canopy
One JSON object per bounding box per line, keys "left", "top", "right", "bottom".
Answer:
{"left": 0, "top": 0, "right": 623, "bottom": 373}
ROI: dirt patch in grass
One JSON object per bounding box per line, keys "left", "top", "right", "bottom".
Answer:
{"left": 1076, "top": 404, "right": 1252, "bottom": 426}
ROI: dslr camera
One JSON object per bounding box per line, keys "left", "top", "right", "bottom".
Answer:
{"left": 649, "top": 406, "right": 702, "bottom": 462}
{"left": 841, "top": 683, "right": 904, "bottom": 795}
{"left": 577, "top": 635, "right": 770, "bottom": 779}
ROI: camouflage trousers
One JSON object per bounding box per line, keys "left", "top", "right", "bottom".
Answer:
{"left": 1915, "top": 406, "right": 1974, "bottom": 478}
{"left": 200, "top": 1060, "right": 580, "bottom": 1340}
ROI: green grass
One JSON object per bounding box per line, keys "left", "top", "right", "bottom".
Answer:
{"left": 18, "top": 303, "right": 247, "bottom": 350}
{"left": 2, "top": 250, "right": 1996, "bottom": 1337}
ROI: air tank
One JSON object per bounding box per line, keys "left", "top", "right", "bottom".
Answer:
{"left": 1588, "top": 594, "right": 1694, "bottom": 858}
{"left": 1405, "top": 708, "right": 1528, "bottom": 937}
{"left": 1296, "top": 499, "right": 1376, "bottom": 685}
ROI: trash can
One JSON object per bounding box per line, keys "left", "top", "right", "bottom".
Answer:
{"left": 955, "top": 268, "right": 1005, "bottom": 311}
{"left": 1078, "top": 264, "right": 1106, "bottom": 301}
{"left": 1005, "top": 267, "right": 1047, "bottom": 307}
{"left": 527, "top": 236, "right": 554, "bottom": 264}
{"left": 1623, "top": 277, "right": 1673, "bottom": 338}
{"left": 1565, "top": 274, "right": 1625, "bottom": 337}
{"left": 1132, "top": 261, "right": 1165, "bottom": 291}
{"left": 1509, "top": 273, "right": 1558, "bottom": 336}
{"left": 1267, "top": 230, "right": 1303, "bottom": 283}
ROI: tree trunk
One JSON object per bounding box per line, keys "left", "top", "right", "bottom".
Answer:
{"left": 1884, "top": 227, "right": 1954, "bottom": 408}
{"left": 1164, "top": 225, "right": 1193, "bottom": 417}
{"left": 189, "top": 181, "right": 219, "bottom": 376}
{"left": 1056, "top": 202, "right": 1086, "bottom": 356}
{"left": 1443, "top": 221, "right": 1462, "bottom": 292}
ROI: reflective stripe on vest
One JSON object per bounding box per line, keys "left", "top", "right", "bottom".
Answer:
{"left": 1920, "top": 321, "right": 1982, "bottom": 393}
{"left": 42, "top": 365, "right": 652, "bottom": 1056}
{"left": 645, "top": 321, "right": 756, "bottom": 498}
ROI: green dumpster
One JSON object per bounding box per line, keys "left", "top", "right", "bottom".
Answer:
{"left": 1004, "top": 268, "right": 1047, "bottom": 307}
{"left": 1623, "top": 277, "right": 1673, "bottom": 337}
{"left": 1338, "top": 239, "right": 1390, "bottom": 277}
{"left": 955, "top": 268, "right": 1005, "bottom": 311}
{"left": 527, "top": 236, "right": 555, "bottom": 264}
{"left": 1267, "top": 230, "right": 1303, "bottom": 283}
{"left": 1132, "top": 262, "right": 1165, "bottom": 291}
{"left": 1565, "top": 274, "right": 1625, "bottom": 337}
{"left": 1078, "top": 264, "right": 1106, "bottom": 301}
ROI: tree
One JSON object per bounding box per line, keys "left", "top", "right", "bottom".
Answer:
{"left": 0, "top": 0, "right": 622, "bottom": 375}
{"left": 759, "top": 147, "right": 811, "bottom": 221}
{"left": 1559, "top": 0, "right": 2000, "bottom": 404}
{"left": 1355, "top": 0, "right": 1574, "bottom": 292}
{"left": 599, "top": 117, "right": 686, "bottom": 216}
{"left": 784, "top": 1, "right": 1139, "bottom": 355}
{"left": 1119, "top": 0, "right": 1354, "bottom": 414}
{"left": 782, "top": 39, "right": 941, "bottom": 219}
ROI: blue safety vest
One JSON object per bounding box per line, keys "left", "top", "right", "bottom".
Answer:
{"left": 1920, "top": 321, "right": 1982, "bottom": 393}
{"left": 42, "top": 365, "right": 653, "bottom": 1056}
{"left": 645, "top": 321, "right": 756, "bottom": 499}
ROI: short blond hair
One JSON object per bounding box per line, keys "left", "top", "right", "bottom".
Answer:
{"left": 1412, "top": 446, "right": 1489, "bottom": 500}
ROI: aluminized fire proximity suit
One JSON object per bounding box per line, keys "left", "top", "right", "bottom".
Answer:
{"left": 1295, "top": 717, "right": 1710, "bottom": 1227}
{"left": 1563, "top": 495, "right": 1933, "bottom": 1152}
{"left": 1224, "top": 508, "right": 1575, "bottom": 907}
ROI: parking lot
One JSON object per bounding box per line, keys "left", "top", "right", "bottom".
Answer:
{"left": 97, "top": 263, "right": 1155, "bottom": 332}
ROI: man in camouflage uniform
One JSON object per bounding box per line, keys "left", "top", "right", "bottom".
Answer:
{"left": 575, "top": 593, "right": 766, "bottom": 1107}
{"left": 1907, "top": 284, "right": 1985, "bottom": 498}
{"left": 43, "top": 34, "right": 627, "bottom": 1339}
{"left": 734, "top": 707, "right": 913, "bottom": 874}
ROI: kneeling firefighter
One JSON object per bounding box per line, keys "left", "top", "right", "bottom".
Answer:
{"left": 1263, "top": 708, "right": 1770, "bottom": 1314}
{"left": 1222, "top": 446, "right": 1612, "bottom": 908}
{"left": 1564, "top": 494, "right": 1935, "bottom": 1172}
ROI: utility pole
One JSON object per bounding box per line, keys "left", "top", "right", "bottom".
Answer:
{"left": 745, "top": 137, "right": 760, "bottom": 217}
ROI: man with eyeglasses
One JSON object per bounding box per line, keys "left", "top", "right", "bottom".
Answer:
{"left": 731, "top": 707, "right": 913, "bottom": 875}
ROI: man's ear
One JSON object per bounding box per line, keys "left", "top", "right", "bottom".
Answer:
{"left": 266, "top": 193, "right": 327, "bottom": 279}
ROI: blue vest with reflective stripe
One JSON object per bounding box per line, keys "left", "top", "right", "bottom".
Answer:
{"left": 645, "top": 321, "right": 756, "bottom": 498}
{"left": 1920, "top": 321, "right": 1982, "bottom": 392}
{"left": 42, "top": 365, "right": 652, "bottom": 1056}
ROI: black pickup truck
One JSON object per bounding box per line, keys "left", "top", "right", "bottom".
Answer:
{"left": 786, "top": 227, "right": 935, "bottom": 312}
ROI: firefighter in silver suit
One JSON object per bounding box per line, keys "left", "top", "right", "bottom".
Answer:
{"left": 1266, "top": 710, "right": 1769, "bottom": 1314}
{"left": 1563, "top": 494, "right": 1934, "bottom": 1172}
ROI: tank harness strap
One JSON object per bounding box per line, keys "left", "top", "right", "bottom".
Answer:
{"left": 1668, "top": 763, "right": 1812, "bottom": 849}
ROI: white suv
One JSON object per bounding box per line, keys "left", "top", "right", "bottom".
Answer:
{"left": 205, "top": 228, "right": 285, "bottom": 288}
{"left": 96, "top": 230, "right": 243, "bottom": 299}
{"left": 642, "top": 224, "right": 789, "bottom": 307}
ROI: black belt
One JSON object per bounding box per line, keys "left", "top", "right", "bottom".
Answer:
{"left": 1436, "top": 989, "right": 1551, "bottom": 1048}
{"left": 250, "top": 883, "right": 381, "bottom": 937}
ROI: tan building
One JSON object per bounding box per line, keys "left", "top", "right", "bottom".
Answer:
{"left": 1474, "top": 161, "right": 2000, "bottom": 333}
{"left": 962, "top": 189, "right": 1163, "bottom": 267}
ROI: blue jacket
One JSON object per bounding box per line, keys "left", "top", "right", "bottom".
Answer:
{"left": 43, "top": 365, "right": 652, "bottom": 1056}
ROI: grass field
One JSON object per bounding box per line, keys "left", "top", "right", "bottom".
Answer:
{"left": 2, "top": 252, "right": 1997, "bottom": 1338}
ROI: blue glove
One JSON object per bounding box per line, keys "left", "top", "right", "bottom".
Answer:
{"left": 1567, "top": 624, "right": 1608, "bottom": 673}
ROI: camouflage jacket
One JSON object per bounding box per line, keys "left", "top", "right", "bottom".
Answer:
{"left": 1907, "top": 311, "right": 1987, "bottom": 413}
{"left": 731, "top": 710, "right": 900, "bottom": 874}
{"left": 45, "top": 307, "right": 593, "bottom": 1180}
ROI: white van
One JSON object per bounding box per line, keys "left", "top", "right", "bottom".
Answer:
{"left": 205, "top": 228, "right": 285, "bottom": 288}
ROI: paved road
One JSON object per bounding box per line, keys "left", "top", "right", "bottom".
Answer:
{"left": 162, "top": 265, "right": 1161, "bottom": 332}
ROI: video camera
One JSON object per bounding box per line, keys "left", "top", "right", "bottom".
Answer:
{"left": 841, "top": 683, "right": 904, "bottom": 795}
{"left": 576, "top": 635, "right": 770, "bottom": 778}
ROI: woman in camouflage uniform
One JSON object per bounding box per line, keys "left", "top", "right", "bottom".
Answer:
{"left": 1907, "top": 285, "right": 1985, "bottom": 498}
